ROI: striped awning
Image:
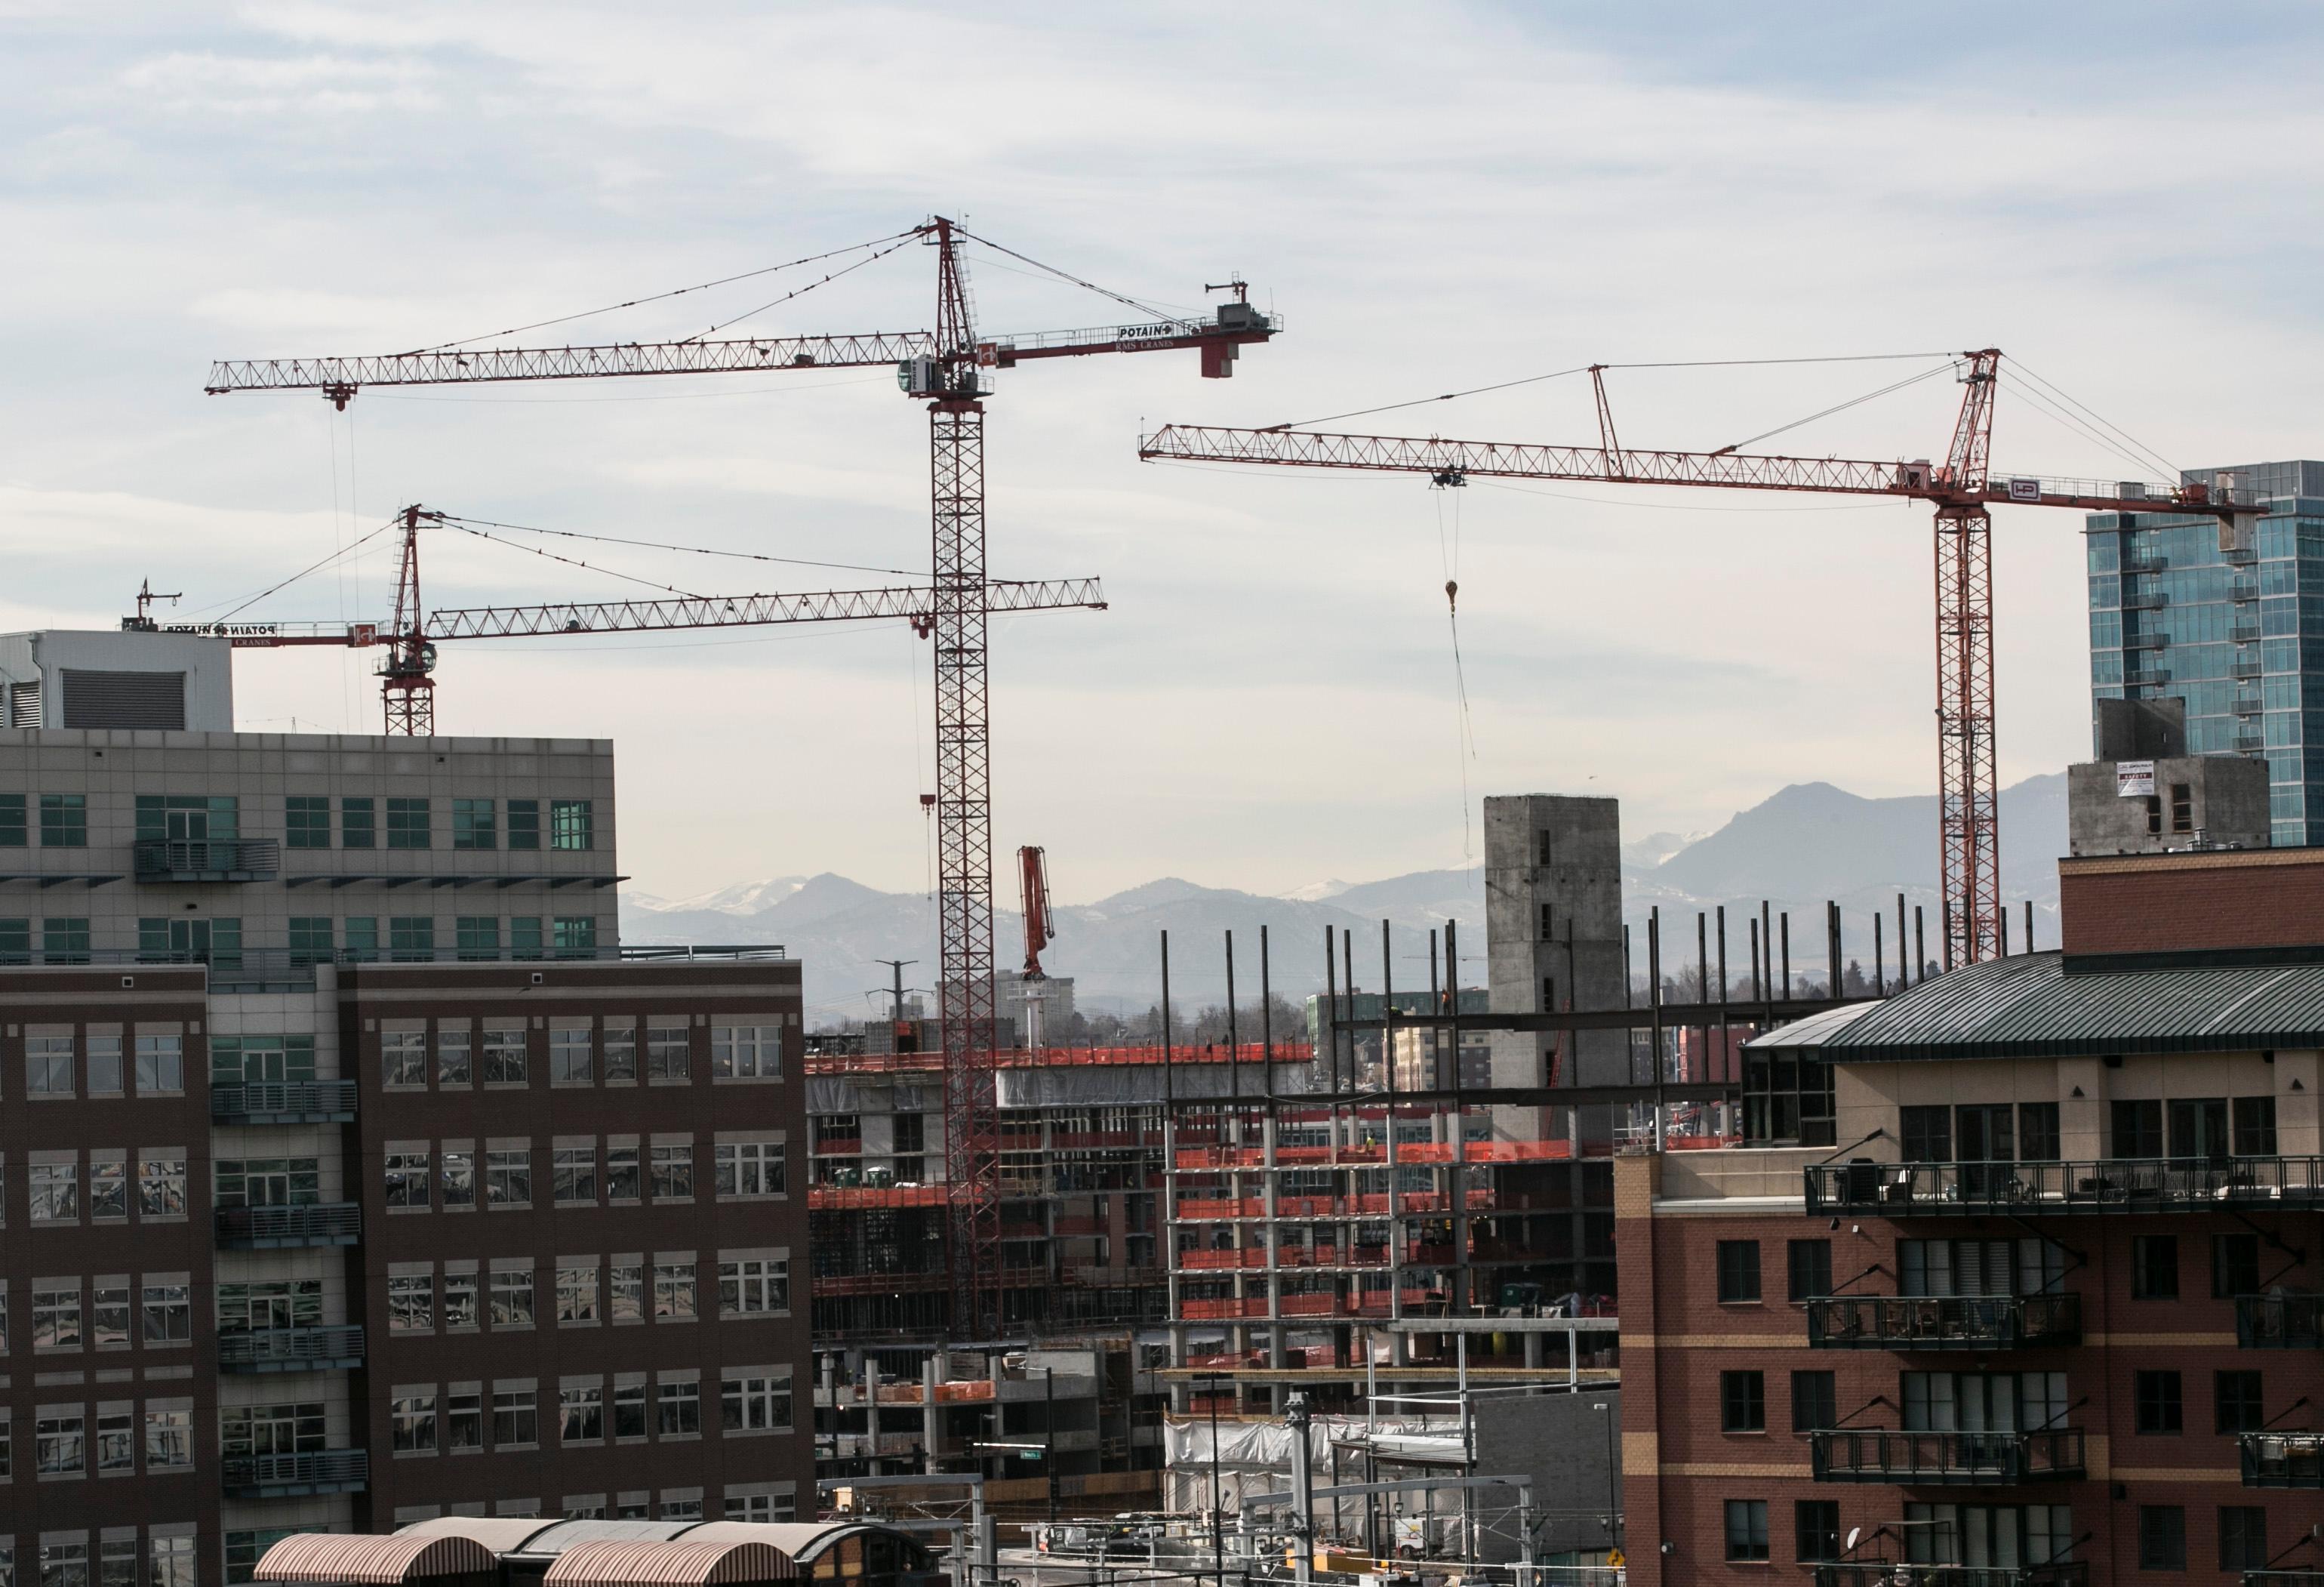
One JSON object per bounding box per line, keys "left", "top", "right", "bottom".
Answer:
{"left": 543, "top": 1541, "right": 799, "bottom": 1587}
{"left": 255, "top": 1533, "right": 498, "bottom": 1584}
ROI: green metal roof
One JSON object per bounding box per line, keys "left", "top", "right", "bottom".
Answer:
{"left": 1745, "top": 950, "right": 2324, "bottom": 1061}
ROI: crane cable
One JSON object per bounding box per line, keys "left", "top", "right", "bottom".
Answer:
{"left": 948, "top": 224, "right": 1177, "bottom": 324}
{"left": 432, "top": 514, "right": 922, "bottom": 580}
{"left": 1434, "top": 479, "right": 1479, "bottom": 866}
{"left": 676, "top": 233, "right": 925, "bottom": 344}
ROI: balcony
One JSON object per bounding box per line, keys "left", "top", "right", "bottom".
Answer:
{"left": 2122, "top": 553, "right": 2166, "bottom": 575}
{"left": 211, "top": 1079, "right": 359, "bottom": 1123}
{"left": 133, "top": 838, "right": 279, "bottom": 882}
{"left": 1815, "top": 1565, "right": 2086, "bottom": 1587}
{"left": 2236, "top": 731, "right": 2267, "bottom": 753}
{"left": 2225, "top": 543, "right": 2258, "bottom": 564}
{"left": 1807, "top": 1157, "right": 2324, "bottom": 1216}
{"left": 2236, "top": 1293, "right": 2324, "bottom": 1348}
{"left": 2232, "top": 579, "right": 2263, "bottom": 603}
{"left": 2122, "top": 630, "right": 2171, "bottom": 650}
{"left": 2123, "top": 668, "right": 2170, "bottom": 689}
{"left": 2236, "top": 692, "right": 2266, "bottom": 716}
{"left": 2233, "top": 655, "right": 2265, "bottom": 678}
{"left": 2240, "top": 1431, "right": 2324, "bottom": 1488}
{"left": 2121, "top": 590, "right": 2166, "bottom": 610}
{"left": 215, "top": 1202, "right": 361, "bottom": 1249}
{"left": 1810, "top": 1428, "right": 2085, "bottom": 1485}
{"left": 1808, "top": 1293, "right": 2081, "bottom": 1351}
{"left": 220, "top": 1448, "right": 368, "bottom": 1499}
{"left": 218, "top": 1324, "right": 365, "bottom": 1374}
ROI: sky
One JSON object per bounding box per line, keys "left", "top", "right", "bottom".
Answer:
{"left": 4, "top": 2, "right": 2322, "bottom": 905}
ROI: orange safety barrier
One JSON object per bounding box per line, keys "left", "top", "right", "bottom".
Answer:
{"left": 807, "top": 1184, "right": 948, "bottom": 1210}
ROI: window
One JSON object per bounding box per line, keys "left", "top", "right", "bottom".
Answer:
{"left": 2215, "top": 1370, "right": 2264, "bottom": 1434}
{"left": 712, "top": 1025, "right": 783, "bottom": 1080}
{"left": 34, "top": 1282, "right": 83, "bottom": 1349}
{"left": 30, "top": 1160, "right": 79, "bottom": 1222}
{"left": 95, "top": 1401, "right": 134, "bottom": 1469}
{"left": 507, "top": 799, "right": 540, "bottom": 850}
{"left": 614, "top": 1381, "right": 647, "bottom": 1439}
{"left": 2215, "top": 1232, "right": 2261, "bottom": 1299}
{"left": 389, "top": 916, "right": 435, "bottom": 960}
{"left": 289, "top": 917, "right": 334, "bottom": 966}
{"left": 389, "top": 1274, "right": 433, "bottom": 1333}
{"left": 550, "top": 799, "right": 594, "bottom": 849}
{"left": 551, "top": 1028, "right": 592, "bottom": 1084}
{"left": 140, "top": 1281, "right": 190, "bottom": 1344}
{"left": 42, "top": 917, "right": 89, "bottom": 963}
{"left": 2018, "top": 1101, "right": 2061, "bottom": 1160}
{"left": 217, "top": 1279, "right": 323, "bottom": 1333}
{"left": 220, "top": 1401, "right": 326, "bottom": 1458}
{"left": 2170, "top": 781, "right": 2193, "bottom": 833}
{"left": 557, "top": 1266, "right": 599, "bottom": 1325}
{"left": 1716, "top": 1240, "right": 1761, "bottom": 1302}
{"left": 1787, "top": 1238, "right": 1831, "bottom": 1302}
{"left": 560, "top": 1382, "right": 605, "bottom": 1444}
{"left": 145, "top": 1404, "right": 193, "bottom": 1469}
{"left": 41, "top": 794, "right": 87, "bottom": 847}
{"left": 1791, "top": 1370, "right": 1836, "bottom": 1434}
{"left": 2112, "top": 1099, "right": 2162, "bottom": 1159}
{"left": 452, "top": 798, "right": 497, "bottom": 849}
{"left": 385, "top": 1150, "right": 431, "bottom": 1210}
{"left": 647, "top": 1023, "right": 689, "bottom": 1080}
{"left": 486, "top": 1148, "right": 532, "bottom": 1207}
{"left": 340, "top": 797, "right": 376, "bottom": 848}
{"left": 393, "top": 1391, "right": 438, "bottom": 1453}
{"left": 604, "top": 1023, "right": 637, "bottom": 1082}
{"left": 606, "top": 1144, "right": 641, "bottom": 1203}
{"left": 717, "top": 1256, "right": 789, "bottom": 1317}
{"left": 657, "top": 1378, "right": 700, "bottom": 1438}
{"left": 2219, "top": 1506, "right": 2267, "bottom": 1572}
{"left": 35, "top": 1406, "right": 86, "bottom": 1474}
{"left": 2233, "top": 1095, "right": 2277, "bottom": 1157}
{"left": 727, "top": 1490, "right": 797, "bottom": 1524}
{"left": 87, "top": 1034, "right": 122, "bottom": 1095}
{"left": 0, "top": 792, "right": 22, "bottom": 846}
{"left": 435, "top": 1025, "right": 472, "bottom": 1086}
{"left": 492, "top": 1387, "right": 538, "bottom": 1448}
{"left": 1724, "top": 1499, "right": 1769, "bottom": 1562}
{"left": 611, "top": 1264, "right": 644, "bottom": 1324}
{"left": 441, "top": 1150, "right": 476, "bottom": 1210}
{"left": 654, "top": 1260, "right": 697, "bottom": 1320}
{"left": 134, "top": 1033, "right": 183, "bottom": 1093}
{"left": 285, "top": 797, "right": 331, "bottom": 849}
{"left": 446, "top": 1390, "right": 482, "bottom": 1451}
{"left": 444, "top": 1271, "right": 479, "bottom": 1330}
{"left": 343, "top": 915, "right": 379, "bottom": 960}
{"left": 150, "top": 1536, "right": 197, "bottom": 1587}
{"left": 2169, "top": 1096, "right": 2230, "bottom": 1160}
{"left": 651, "top": 1142, "right": 694, "bottom": 1201}
{"left": 2137, "top": 1505, "right": 2185, "bottom": 1571}
{"left": 554, "top": 1148, "right": 597, "bottom": 1205}
{"left": 89, "top": 1158, "right": 126, "bottom": 1221}
{"left": 553, "top": 916, "right": 596, "bottom": 956}
{"left": 100, "top": 1535, "right": 137, "bottom": 1587}
{"left": 215, "top": 1156, "right": 321, "bottom": 1206}
{"left": 1720, "top": 1371, "right": 1765, "bottom": 1432}
{"left": 0, "top": 915, "right": 26, "bottom": 963}
{"left": 1901, "top": 1105, "right": 1952, "bottom": 1162}
{"left": 456, "top": 917, "right": 500, "bottom": 961}
{"left": 386, "top": 797, "right": 431, "bottom": 848}
{"left": 721, "top": 1370, "right": 793, "bottom": 1434}
{"left": 491, "top": 1268, "right": 536, "bottom": 1330}
{"left": 483, "top": 1027, "right": 528, "bottom": 1084}
{"left": 26, "top": 1035, "right": 73, "bottom": 1097}
{"left": 716, "top": 1142, "right": 787, "bottom": 1199}
{"left": 2135, "top": 1370, "right": 2182, "bottom": 1434}
{"left": 2131, "top": 1235, "right": 2178, "bottom": 1300}
{"left": 381, "top": 1031, "right": 427, "bottom": 1089}
{"left": 510, "top": 916, "right": 544, "bottom": 960}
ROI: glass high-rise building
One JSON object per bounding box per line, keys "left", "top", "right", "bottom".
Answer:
{"left": 2087, "top": 460, "right": 2324, "bottom": 845}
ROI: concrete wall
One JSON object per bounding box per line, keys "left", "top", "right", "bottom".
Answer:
{"left": 1473, "top": 1388, "right": 1621, "bottom": 1559}
{"left": 0, "top": 629, "right": 235, "bottom": 730}
{"left": 2067, "top": 753, "right": 2268, "bottom": 856}
{"left": 1483, "top": 795, "right": 1627, "bottom": 1114}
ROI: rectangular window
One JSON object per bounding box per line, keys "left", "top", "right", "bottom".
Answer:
{"left": 657, "top": 1379, "right": 700, "bottom": 1438}
{"left": 486, "top": 1148, "right": 532, "bottom": 1207}
{"left": 386, "top": 797, "right": 431, "bottom": 849}
{"left": 560, "top": 1382, "right": 604, "bottom": 1444}
{"left": 33, "top": 1282, "right": 82, "bottom": 1348}
{"left": 2215, "top": 1370, "right": 2264, "bottom": 1434}
{"left": 0, "top": 915, "right": 27, "bottom": 963}
{"left": 2137, "top": 1505, "right": 2185, "bottom": 1571}
{"left": 492, "top": 1387, "right": 538, "bottom": 1449}
{"left": 145, "top": 1405, "right": 193, "bottom": 1470}
{"left": 2018, "top": 1101, "right": 2061, "bottom": 1160}
{"left": 389, "top": 1273, "right": 433, "bottom": 1333}
{"left": 490, "top": 1268, "right": 536, "bottom": 1330}
{"left": 1791, "top": 1370, "right": 1836, "bottom": 1434}
{"left": 451, "top": 798, "right": 497, "bottom": 849}
{"left": 26, "top": 1036, "right": 74, "bottom": 1097}
{"left": 134, "top": 1032, "right": 183, "bottom": 1092}
{"left": 42, "top": 917, "right": 89, "bottom": 963}
{"left": 446, "top": 1390, "right": 482, "bottom": 1451}
{"left": 611, "top": 1264, "right": 644, "bottom": 1324}
{"left": 604, "top": 1023, "right": 637, "bottom": 1083}
{"left": 0, "top": 792, "right": 23, "bottom": 846}
{"left": 613, "top": 1381, "right": 647, "bottom": 1440}
{"left": 606, "top": 1144, "right": 641, "bottom": 1203}
{"left": 285, "top": 797, "right": 331, "bottom": 849}
{"left": 654, "top": 1260, "right": 697, "bottom": 1320}
{"left": 140, "top": 1280, "right": 191, "bottom": 1344}
{"left": 717, "top": 1257, "right": 789, "bottom": 1317}
{"left": 456, "top": 917, "right": 500, "bottom": 961}
{"left": 2132, "top": 1234, "right": 2178, "bottom": 1300}
{"left": 35, "top": 1405, "right": 87, "bottom": 1475}
{"left": 2219, "top": 1505, "right": 2267, "bottom": 1572}
{"left": 557, "top": 1266, "right": 599, "bottom": 1325}
{"left": 441, "top": 1150, "right": 475, "bottom": 1210}
{"left": 1787, "top": 1238, "right": 1831, "bottom": 1302}
{"left": 720, "top": 1370, "right": 793, "bottom": 1434}
{"left": 551, "top": 1029, "right": 593, "bottom": 1084}
{"left": 87, "top": 1034, "right": 122, "bottom": 1095}
{"left": 41, "top": 794, "right": 87, "bottom": 847}
{"left": 393, "top": 1391, "right": 438, "bottom": 1453}
{"left": 381, "top": 1031, "right": 428, "bottom": 1089}
{"left": 444, "top": 1270, "right": 478, "bottom": 1330}
{"left": 507, "top": 799, "right": 540, "bottom": 850}
{"left": 385, "top": 1150, "right": 432, "bottom": 1210}
{"left": 1716, "top": 1240, "right": 1761, "bottom": 1303}
{"left": 341, "top": 797, "right": 376, "bottom": 848}
{"left": 550, "top": 799, "right": 594, "bottom": 850}
{"left": 711, "top": 1025, "right": 783, "bottom": 1080}
{"left": 1724, "top": 1499, "right": 1769, "bottom": 1563}
{"left": 288, "top": 916, "right": 334, "bottom": 966}
{"left": 138, "top": 1154, "right": 188, "bottom": 1218}
{"left": 2112, "top": 1099, "right": 2163, "bottom": 1158}
{"left": 2215, "top": 1232, "right": 2261, "bottom": 1299}
{"left": 715, "top": 1142, "right": 787, "bottom": 1199}
{"left": 647, "top": 1022, "right": 689, "bottom": 1081}
{"left": 510, "top": 916, "right": 543, "bottom": 960}
{"left": 389, "top": 916, "right": 435, "bottom": 960}
{"left": 651, "top": 1142, "right": 694, "bottom": 1201}
{"left": 31, "top": 1160, "right": 79, "bottom": 1222}
{"left": 553, "top": 1148, "right": 597, "bottom": 1206}
{"left": 483, "top": 1028, "right": 528, "bottom": 1085}
{"left": 553, "top": 916, "right": 597, "bottom": 956}
{"left": 1900, "top": 1105, "right": 1952, "bottom": 1161}
{"left": 438, "top": 1025, "right": 472, "bottom": 1086}
{"left": 2233, "top": 1095, "right": 2277, "bottom": 1157}
{"left": 343, "top": 915, "right": 379, "bottom": 960}
{"left": 2135, "top": 1370, "right": 2183, "bottom": 1434}
{"left": 95, "top": 1401, "right": 134, "bottom": 1469}
{"left": 89, "top": 1159, "right": 126, "bottom": 1221}
{"left": 1719, "top": 1371, "right": 1765, "bottom": 1432}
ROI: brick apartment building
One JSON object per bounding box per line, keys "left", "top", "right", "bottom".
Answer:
{"left": 0, "top": 629, "right": 810, "bottom": 1585}
{"left": 1616, "top": 773, "right": 2324, "bottom": 1582}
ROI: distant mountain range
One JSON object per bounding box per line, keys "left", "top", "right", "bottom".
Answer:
{"left": 623, "top": 773, "right": 2069, "bottom": 1019}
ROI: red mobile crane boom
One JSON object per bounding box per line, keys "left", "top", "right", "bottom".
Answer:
{"left": 1140, "top": 352, "right": 2252, "bottom": 969}
{"left": 204, "top": 220, "right": 1277, "bottom": 1334}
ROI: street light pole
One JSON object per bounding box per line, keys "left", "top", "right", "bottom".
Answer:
{"left": 1044, "top": 1366, "right": 1058, "bottom": 1524}
{"left": 1207, "top": 1371, "right": 1226, "bottom": 1587}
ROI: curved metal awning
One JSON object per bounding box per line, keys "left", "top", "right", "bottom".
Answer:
{"left": 543, "top": 1540, "right": 799, "bottom": 1586}
{"left": 255, "top": 1533, "right": 498, "bottom": 1584}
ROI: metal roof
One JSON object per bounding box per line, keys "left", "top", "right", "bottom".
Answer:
{"left": 542, "top": 1541, "right": 796, "bottom": 1586}
{"left": 1744, "top": 950, "right": 2324, "bottom": 1060}
{"left": 254, "top": 1534, "right": 500, "bottom": 1585}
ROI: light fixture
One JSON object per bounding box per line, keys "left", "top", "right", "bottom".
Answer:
{"left": 2070, "top": 1085, "right": 2085, "bottom": 1098}
{"left": 1828, "top": 1217, "right": 1841, "bottom": 1231}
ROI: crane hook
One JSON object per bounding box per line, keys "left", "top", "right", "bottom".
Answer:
{"left": 1445, "top": 579, "right": 1458, "bottom": 613}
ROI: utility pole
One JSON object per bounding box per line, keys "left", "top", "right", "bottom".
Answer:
{"left": 1044, "top": 1365, "right": 1058, "bottom": 1523}
{"left": 873, "top": 959, "right": 920, "bottom": 1042}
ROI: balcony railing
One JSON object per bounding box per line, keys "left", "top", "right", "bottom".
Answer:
{"left": 220, "top": 1448, "right": 368, "bottom": 1498}
{"left": 1809, "top": 1428, "right": 2085, "bottom": 1484}
{"left": 1808, "top": 1293, "right": 2082, "bottom": 1351}
{"left": 2122, "top": 590, "right": 2166, "bottom": 610}
{"left": 215, "top": 1202, "right": 361, "bottom": 1249}
{"left": 218, "top": 1324, "right": 365, "bottom": 1373}
{"left": 2239, "top": 1431, "right": 2324, "bottom": 1488}
{"left": 2225, "top": 543, "right": 2259, "bottom": 564}
{"left": 2124, "top": 668, "right": 2170, "bottom": 688}
{"left": 2236, "top": 731, "right": 2268, "bottom": 753}
{"left": 2236, "top": 692, "right": 2266, "bottom": 716}
{"left": 2122, "top": 631, "right": 2171, "bottom": 650}
{"left": 2233, "top": 655, "right": 2264, "bottom": 677}
{"left": 2236, "top": 1293, "right": 2324, "bottom": 1348}
{"left": 1815, "top": 1565, "right": 2085, "bottom": 1587}
{"left": 2232, "top": 578, "right": 2263, "bottom": 603}
{"left": 211, "top": 1079, "right": 359, "bottom": 1123}
{"left": 1808, "top": 1157, "right": 2324, "bottom": 1216}
{"left": 133, "top": 838, "right": 279, "bottom": 881}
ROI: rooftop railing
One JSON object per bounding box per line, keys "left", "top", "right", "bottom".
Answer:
{"left": 1808, "top": 1158, "right": 2324, "bottom": 1216}
{"left": 1807, "top": 1293, "right": 2082, "bottom": 1351}
{"left": 212, "top": 1080, "right": 359, "bottom": 1123}
{"left": 2236, "top": 1293, "right": 2324, "bottom": 1349}
{"left": 1809, "top": 1428, "right": 2085, "bottom": 1485}
{"left": 220, "top": 1448, "right": 368, "bottom": 1498}
{"left": 1814, "top": 1566, "right": 2085, "bottom": 1587}
{"left": 2240, "top": 1431, "right": 2324, "bottom": 1488}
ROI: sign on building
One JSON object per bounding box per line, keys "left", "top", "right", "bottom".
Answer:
{"left": 2117, "top": 760, "right": 2156, "bottom": 798}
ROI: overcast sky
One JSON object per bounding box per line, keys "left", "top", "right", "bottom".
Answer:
{"left": 5, "top": 3, "right": 2321, "bottom": 904}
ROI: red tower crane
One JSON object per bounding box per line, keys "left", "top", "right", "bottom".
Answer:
{"left": 1140, "top": 352, "right": 2252, "bottom": 969}
{"left": 203, "top": 220, "right": 1278, "bottom": 1334}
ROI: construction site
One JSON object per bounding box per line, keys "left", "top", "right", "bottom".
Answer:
{"left": 14, "top": 186, "right": 2304, "bottom": 1587}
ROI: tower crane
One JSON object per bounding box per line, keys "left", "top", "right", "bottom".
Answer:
{"left": 203, "top": 220, "right": 1279, "bottom": 1335}
{"left": 1140, "top": 352, "right": 2253, "bottom": 969}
